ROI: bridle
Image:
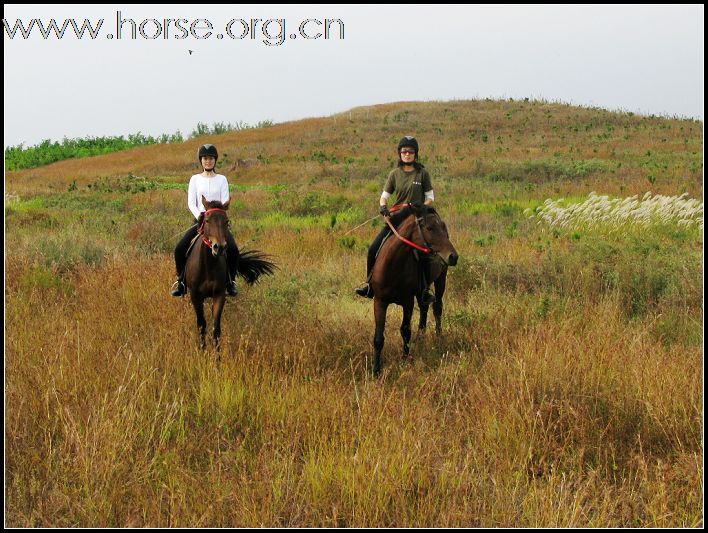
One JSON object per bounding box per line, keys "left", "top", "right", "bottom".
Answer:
{"left": 198, "top": 207, "right": 229, "bottom": 249}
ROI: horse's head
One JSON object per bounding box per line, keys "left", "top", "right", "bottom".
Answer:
{"left": 410, "top": 205, "right": 459, "bottom": 266}
{"left": 201, "top": 195, "right": 231, "bottom": 257}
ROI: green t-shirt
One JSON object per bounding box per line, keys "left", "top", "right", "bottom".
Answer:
{"left": 383, "top": 167, "right": 433, "bottom": 206}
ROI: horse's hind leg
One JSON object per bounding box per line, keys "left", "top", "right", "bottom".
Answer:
{"left": 373, "top": 299, "right": 388, "bottom": 376}
{"left": 191, "top": 294, "right": 207, "bottom": 349}
{"left": 418, "top": 296, "right": 430, "bottom": 331}
{"left": 433, "top": 272, "right": 447, "bottom": 336}
{"left": 401, "top": 298, "right": 414, "bottom": 358}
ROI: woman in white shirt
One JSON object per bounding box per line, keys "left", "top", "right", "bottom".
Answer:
{"left": 170, "top": 144, "right": 240, "bottom": 297}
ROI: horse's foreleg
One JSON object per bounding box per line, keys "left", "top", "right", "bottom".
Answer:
{"left": 401, "top": 298, "right": 414, "bottom": 358}
{"left": 191, "top": 294, "right": 207, "bottom": 349}
{"left": 212, "top": 293, "right": 226, "bottom": 351}
{"left": 373, "top": 299, "right": 388, "bottom": 377}
{"left": 433, "top": 272, "right": 447, "bottom": 336}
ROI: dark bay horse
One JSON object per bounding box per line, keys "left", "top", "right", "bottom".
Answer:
{"left": 184, "top": 196, "right": 276, "bottom": 349}
{"left": 368, "top": 205, "right": 459, "bottom": 375}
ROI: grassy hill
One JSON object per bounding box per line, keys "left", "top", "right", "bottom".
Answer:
{"left": 5, "top": 99, "right": 703, "bottom": 527}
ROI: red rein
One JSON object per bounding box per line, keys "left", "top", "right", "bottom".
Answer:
{"left": 386, "top": 203, "right": 432, "bottom": 254}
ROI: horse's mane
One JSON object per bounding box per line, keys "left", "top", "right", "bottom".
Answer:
{"left": 206, "top": 200, "right": 226, "bottom": 210}
{"left": 401, "top": 205, "right": 439, "bottom": 219}
{"left": 396, "top": 206, "right": 441, "bottom": 235}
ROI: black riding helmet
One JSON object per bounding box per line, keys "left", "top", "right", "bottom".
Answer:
{"left": 397, "top": 136, "right": 421, "bottom": 168}
{"left": 198, "top": 144, "right": 218, "bottom": 163}
{"left": 397, "top": 136, "right": 419, "bottom": 155}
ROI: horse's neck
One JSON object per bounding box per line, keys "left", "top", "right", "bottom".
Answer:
{"left": 393, "top": 218, "right": 419, "bottom": 249}
{"left": 194, "top": 240, "right": 222, "bottom": 267}
{"left": 380, "top": 219, "right": 419, "bottom": 267}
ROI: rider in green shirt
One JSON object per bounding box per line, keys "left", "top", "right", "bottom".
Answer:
{"left": 355, "top": 136, "right": 436, "bottom": 304}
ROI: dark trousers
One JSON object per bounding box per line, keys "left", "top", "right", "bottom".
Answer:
{"left": 174, "top": 219, "right": 239, "bottom": 280}
{"left": 366, "top": 210, "right": 432, "bottom": 289}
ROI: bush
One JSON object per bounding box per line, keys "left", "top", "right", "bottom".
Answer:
{"left": 36, "top": 236, "right": 106, "bottom": 273}
{"left": 273, "top": 191, "right": 352, "bottom": 217}
{"left": 484, "top": 159, "right": 610, "bottom": 182}
{"left": 19, "top": 265, "right": 73, "bottom": 294}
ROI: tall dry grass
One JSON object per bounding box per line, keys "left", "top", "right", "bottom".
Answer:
{"left": 529, "top": 192, "right": 703, "bottom": 232}
{"left": 6, "top": 255, "right": 702, "bottom": 526}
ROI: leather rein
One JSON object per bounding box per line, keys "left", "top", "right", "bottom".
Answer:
{"left": 384, "top": 203, "right": 436, "bottom": 256}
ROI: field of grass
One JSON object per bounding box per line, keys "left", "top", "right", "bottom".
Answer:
{"left": 5, "top": 99, "right": 703, "bottom": 526}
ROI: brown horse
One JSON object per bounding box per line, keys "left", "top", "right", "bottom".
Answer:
{"left": 369, "top": 205, "right": 459, "bottom": 375}
{"left": 184, "top": 196, "right": 276, "bottom": 349}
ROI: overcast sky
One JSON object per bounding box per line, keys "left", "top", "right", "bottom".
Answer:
{"left": 3, "top": 4, "right": 704, "bottom": 148}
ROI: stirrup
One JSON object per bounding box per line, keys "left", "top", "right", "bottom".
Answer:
{"left": 421, "top": 289, "right": 436, "bottom": 305}
{"left": 170, "top": 280, "right": 186, "bottom": 297}
{"left": 355, "top": 283, "right": 373, "bottom": 298}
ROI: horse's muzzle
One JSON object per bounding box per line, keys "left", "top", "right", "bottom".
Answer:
{"left": 447, "top": 252, "right": 459, "bottom": 266}
{"left": 211, "top": 243, "right": 225, "bottom": 257}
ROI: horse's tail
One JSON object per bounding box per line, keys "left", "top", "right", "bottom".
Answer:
{"left": 236, "top": 249, "right": 277, "bottom": 285}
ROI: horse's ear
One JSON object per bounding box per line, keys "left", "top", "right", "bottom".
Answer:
{"left": 223, "top": 199, "right": 230, "bottom": 210}
{"left": 201, "top": 195, "right": 209, "bottom": 210}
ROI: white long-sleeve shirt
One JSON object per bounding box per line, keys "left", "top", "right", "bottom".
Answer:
{"left": 187, "top": 173, "right": 230, "bottom": 220}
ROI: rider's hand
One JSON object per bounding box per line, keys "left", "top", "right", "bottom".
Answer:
{"left": 410, "top": 201, "right": 422, "bottom": 210}
{"left": 379, "top": 205, "right": 390, "bottom": 217}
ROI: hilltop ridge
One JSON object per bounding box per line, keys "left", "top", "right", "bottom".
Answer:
{"left": 6, "top": 98, "right": 703, "bottom": 199}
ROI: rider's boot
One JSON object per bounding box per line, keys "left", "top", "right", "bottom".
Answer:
{"left": 355, "top": 282, "right": 373, "bottom": 298}
{"left": 170, "top": 275, "right": 186, "bottom": 297}
{"left": 226, "top": 278, "right": 238, "bottom": 296}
